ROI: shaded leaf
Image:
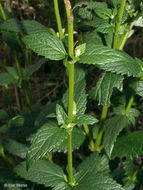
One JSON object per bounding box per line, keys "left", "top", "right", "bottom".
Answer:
{"left": 2, "top": 137, "right": 28, "bottom": 159}
{"left": 90, "top": 72, "right": 124, "bottom": 106}
{"left": 111, "top": 131, "right": 143, "bottom": 159}
{"left": 0, "top": 73, "right": 15, "bottom": 86}
{"left": 15, "top": 159, "right": 65, "bottom": 187}
{"left": 27, "top": 121, "right": 67, "bottom": 168}
{"left": 103, "top": 115, "right": 128, "bottom": 158}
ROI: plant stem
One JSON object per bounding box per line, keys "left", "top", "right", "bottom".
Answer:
{"left": 64, "top": 0, "right": 74, "bottom": 185}
{"left": 125, "top": 93, "right": 135, "bottom": 116}
{"left": 95, "top": 106, "right": 108, "bottom": 152}
{"left": 83, "top": 124, "right": 95, "bottom": 151}
{"left": 131, "top": 162, "right": 143, "bottom": 181}
{"left": 113, "top": 0, "right": 127, "bottom": 49}
{"left": 0, "top": 3, "right": 7, "bottom": 21}
{"left": 117, "top": 31, "right": 130, "bottom": 50}
{"left": 13, "top": 50, "right": 32, "bottom": 110}
{"left": 54, "top": 0, "right": 64, "bottom": 39}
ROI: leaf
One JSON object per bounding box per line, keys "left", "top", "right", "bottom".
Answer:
{"left": 114, "top": 105, "right": 140, "bottom": 126}
{"left": 56, "top": 104, "right": 68, "bottom": 125}
{"left": 90, "top": 72, "right": 124, "bottom": 106}
{"left": 6, "top": 66, "right": 18, "bottom": 80}
{"left": 74, "top": 153, "right": 124, "bottom": 190}
{"left": 74, "top": 64, "right": 86, "bottom": 83}
{"left": 96, "top": 23, "right": 114, "bottom": 34}
{"left": 74, "top": 114, "right": 98, "bottom": 125}
{"left": 129, "top": 80, "right": 143, "bottom": 97}
{"left": 2, "top": 137, "right": 28, "bottom": 159}
{"left": 53, "top": 127, "right": 85, "bottom": 153}
{"left": 2, "top": 31, "right": 22, "bottom": 52}
{"left": 83, "top": 31, "right": 103, "bottom": 46}
{"left": 23, "top": 33, "right": 67, "bottom": 61}
{"left": 80, "top": 44, "right": 143, "bottom": 77}
{"left": 62, "top": 80, "right": 87, "bottom": 115}
{"left": 24, "top": 58, "right": 47, "bottom": 79}
{"left": 111, "top": 131, "right": 143, "bottom": 159}
{"left": 0, "top": 109, "right": 9, "bottom": 120}
{"left": 123, "top": 179, "right": 136, "bottom": 190}
{"left": 0, "top": 73, "right": 15, "bottom": 86}
{"left": 53, "top": 182, "right": 72, "bottom": 190}
{"left": 0, "top": 18, "right": 51, "bottom": 34}
{"left": 27, "top": 121, "right": 67, "bottom": 168}
{"left": 15, "top": 159, "right": 65, "bottom": 187}
{"left": 103, "top": 115, "right": 128, "bottom": 158}
{"left": 123, "top": 159, "right": 133, "bottom": 177}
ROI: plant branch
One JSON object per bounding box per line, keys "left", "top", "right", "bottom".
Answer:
{"left": 64, "top": 0, "right": 74, "bottom": 185}
{"left": 125, "top": 93, "right": 135, "bottom": 116}
{"left": 83, "top": 124, "right": 95, "bottom": 151}
{"left": 0, "top": 3, "right": 6, "bottom": 21}
{"left": 113, "top": 0, "right": 127, "bottom": 49}
{"left": 94, "top": 106, "right": 108, "bottom": 152}
{"left": 54, "top": 0, "right": 64, "bottom": 39}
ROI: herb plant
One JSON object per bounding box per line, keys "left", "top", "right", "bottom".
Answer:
{"left": 0, "top": 0, "right": 143, "bottom": 189}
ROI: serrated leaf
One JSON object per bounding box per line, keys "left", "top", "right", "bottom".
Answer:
{"left": 103, "top": 115, "right": 128, "bottom": 157}
{"left": 74, "top": 64, "right": 86, "bottom": 83}
{"left": 24, "top": 58, "right": 47, "bottom": 79}
{"left": 74, "top": 114, "right": 98, "bottom": 125}
{"left": 75, "top": 153, "right": 124, "bottom": 190}
{"left": 23, "top": 33, "right": 66, "bottom": 61}
{"left": 80, "top": 44, "right": 143, "bottom": 77}
{"left": 27, "top": 121, "right": 67, "bottom": 168}
{"left": 2, "top": 137, "right": 28, "bottom": 159}
{"left": 111, "top": 131, "right": 143, "bottom": 159}
{"left": 56, "top": 104, "right": 68, "bottom": 125}
{"left": 62, "top": 80, "right": 87, "bottom": 115}
{"left": 96, "top": 23, "right": 114, "bottom": 33}
{"left": 0, "top": 18, "right": 51, "bottom": 34}
{"left": 0, "top": 73, "right": 15, "bottom": 86}
{"left": 83, "top": 31, "right": 103, "bottom": 45}
{"left": 53, "top": 182, "right": 72, "bottom": 190}
{"left": 130, "top": 80, "right": 143, "bottom": 97}
{"left": 15, "top": 159, "right": 65, "bottom": 187}
{"left": 53, "top": 127, "right": 85, "bottom": 153}
{"left": 114, "top": 105, "right": 140, "bottom": 126}
{"left": 90, "top": 72, "right": 124, "bottom": 106}
{"left": 123, "top": 179, "right": 135, "bottom": 190}
{"left": 123, "top": 159, "right": 133, "bottom": 177}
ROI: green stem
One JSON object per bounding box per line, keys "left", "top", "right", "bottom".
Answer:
{"left": 117, "top": 31, "right": 130, "bottom": 50}
{"left": 64, "top": 0, "right": 74, "bottom": 185}
{"left": 83, "top": 124, "right": 95, "bottom": 151}
{"left": 131, "top": 162, "right": 143, "bottom": 181}
{"left": 13, "top": 50, "right": 32, "bottom": 110}
{"left": 54, "top": 0, "right": 64, "bottom": 39}
{"left": 113, "top": 0, "right": 127, "bottom": 49}
{"left": 13, "top": 50, "right": 22, "bottom": 77}
{"left": 125, "top": 93, "right": 135, "bottom": 116}
{"left": 94, "top": 106, "right": 108, "bottom": 152}
{"left": 0, "top": 3, "right": 7, "bottom": 21}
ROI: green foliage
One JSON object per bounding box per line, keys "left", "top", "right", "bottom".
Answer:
{"left": 1, "top": 137, "right": 28, "bottom": 159}
{"left": 62, "top": 80, "right": 87, "bottom": 115}
{"left": 73, "top": 114, "right": 98, "bottom": 125}
{"left": 0, "top": 18, "right": 51, "bottom": 34}
{"left": 53, "top": 127, "right": 85, "bottom": 153}
{"left": 15, "top": 159, "right": 65, "bottom": 188}
{"left": 129, "top": 80, "right": 143, "bottom": 97}
{"left": 90, "top": 72, "right": 124, "bottom": 106}
{"left": 103, "top": 115, "right": 128, "bottom": 158}
{"left": 0, "top": 73, "right": 15, "bottom": 86}
{"left": 111, "top": 131, "right": 143, "bottom": 159}
{"left": 23, "top": 33, "right": 67, "bottom": 61}
{"left": 80, "top": 44, "right": 143, "bottom": 77}
{"left": 27, "top": 121, "right": 67, "bottom": 168}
